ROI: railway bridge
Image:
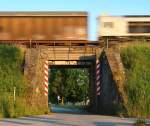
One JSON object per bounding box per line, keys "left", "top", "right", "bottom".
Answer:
{"left": 0, "top": 12, "right": 126, "bottom": 114}
{"left": 9, "top": 40, "right": 124, "bottom": 114}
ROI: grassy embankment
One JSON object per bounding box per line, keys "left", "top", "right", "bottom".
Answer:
{"left": 0, "top": 45, "right": 46, "bottom": 118}
{"left": 121, "top": 43, "right": 150, "bottom": 118}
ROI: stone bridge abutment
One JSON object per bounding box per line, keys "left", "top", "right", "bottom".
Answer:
{"left": 24, "top": 45, "right": 125, "bottom": 114}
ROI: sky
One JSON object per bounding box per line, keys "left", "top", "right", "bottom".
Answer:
{"left": 0, "top": 0, "right": 149, "bottom": 40}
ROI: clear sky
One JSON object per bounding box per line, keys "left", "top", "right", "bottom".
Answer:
{"left": 0, "top": 0, "right": 149, "bottom": 40}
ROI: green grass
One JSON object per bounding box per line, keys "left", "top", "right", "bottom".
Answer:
{"left": 0, "top": 45, "right": 26, "bottom": 118}
{"left": 121, "top": 43, "right": 150, "bottom": 118}
{"left": 0, "top": 44, "right": 47, "bottom": 118}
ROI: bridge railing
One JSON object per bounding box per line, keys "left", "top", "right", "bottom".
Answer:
{"left": 0, "top": 40, "right": 100, "bottom": 47}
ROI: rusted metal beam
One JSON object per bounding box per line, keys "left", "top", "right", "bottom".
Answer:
{"left": 0, "top": 40, "right": 100, "bottom": 46}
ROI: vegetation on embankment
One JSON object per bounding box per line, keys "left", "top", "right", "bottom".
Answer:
{"left": 0, "top": 45, "right": 26, "bottom": 118}
{"left": 0, "top": 45, "right": 45, "bottom": 118}
{"left": 121, "top": 43, "right": 150, "bottom": 118}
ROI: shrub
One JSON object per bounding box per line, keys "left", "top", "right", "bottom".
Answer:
{"left": 121, "top": 43, "right": 150, "bottom": 118}
{"left": 0, "top": 45, "right": 48, "bottom": 118}
{"left": 0, "top": 45, "right": 27, "bottom": 118}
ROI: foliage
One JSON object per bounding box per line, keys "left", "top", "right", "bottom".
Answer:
{"left": 49, "top": 68, "right": 89, "bottom": 104}
{"left": 121, "top": 44, "right": 150, "bottom": 118}
{"left": 0, "top": 45, "right": 26, "bottom": 117}
{"left": 0, "top": 45, "right": 44, "bottom": 118}
{"left": 0, "top": 45, "right": 26, "bottom": 94}
{"left": 134, "top": 119, "right": 146, "bottom": 126}
{"left": 66, "top": 69, "right": 89, "bottom": 104}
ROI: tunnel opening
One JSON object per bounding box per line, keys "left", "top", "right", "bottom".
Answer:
{"left": 47, "top": 64, "right": 92, "bottom": 114}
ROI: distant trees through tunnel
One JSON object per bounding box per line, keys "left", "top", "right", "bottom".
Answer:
{"left": 48, "top": 68, "right": 90, "bottom": 107}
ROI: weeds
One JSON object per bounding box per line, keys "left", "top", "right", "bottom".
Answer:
{"left": 0, "top": 45, "right": 46, "bottom": 118}
{"left": 121, "top": 43, "right": 150, "bottom": 118}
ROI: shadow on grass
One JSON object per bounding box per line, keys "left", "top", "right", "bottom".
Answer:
{"left": 2, "top": 99, "right": 11, "bottom": 118}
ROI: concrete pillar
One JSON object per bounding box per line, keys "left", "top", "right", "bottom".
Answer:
{"left": 88, "top": 60, "right": 97, "bottom": 113}
{"left": 24, "top": 48, "right": 49, "bottom": 114}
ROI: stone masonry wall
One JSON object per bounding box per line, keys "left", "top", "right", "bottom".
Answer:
{"left": 24, "top": 46, "right": 100, "bottom": 113}
{"left": 97, "top": 48, "right": 127, "bottom": 115}
{"left": 24, "top": 48, "right": 49, "bottom": 113}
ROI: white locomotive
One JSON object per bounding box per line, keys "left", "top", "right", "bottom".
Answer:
{"left": 98, "top": 14, "right": 150, "bottom": 37}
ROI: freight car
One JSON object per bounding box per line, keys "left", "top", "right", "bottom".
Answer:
{"left": 98, "top": 14, "right": 150, "bottom": 40}
{"left": 0, "top": 12, "right": 88, "bottom": 45}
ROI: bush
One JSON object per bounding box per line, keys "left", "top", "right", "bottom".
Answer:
{"left": 0, "top": 45, "right": 48, "bottom": 118}
{"left": 0, "top": 45, "right": 29, "bottom": 118}
{"left": 121, "top": 43, "right": 150, "bottom": 118}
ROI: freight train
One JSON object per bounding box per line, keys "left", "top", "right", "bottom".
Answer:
{"left": 0, "top": 12, "right": 150, "bottom": 45}
{"left": 0, "top": 12, "right": 88, "bottom": 45}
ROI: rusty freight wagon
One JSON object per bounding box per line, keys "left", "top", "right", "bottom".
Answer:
{"left": 0, "top": 12, "right": 88, "bottom": 45}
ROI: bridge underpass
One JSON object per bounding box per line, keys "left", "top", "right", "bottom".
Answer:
{"left": 0, "top": 40, "right": 148, "bottom": 124}
{"left": 24, "top": 43, "right": 102, "bottom": 113}
{"left": 24, "top": 42, "right": 124, "bottom": 114}
{"left": 48, "top": 60, "right": 94, "bottom": 113}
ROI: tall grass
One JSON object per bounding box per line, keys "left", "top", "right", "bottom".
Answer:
{"left": 0, "top": 45, "right": 49, "bottom": 118}
{"left": 0, "top": 44, "right": 44, "bottom": 118}
{"left": 0, "top": 44, "right": 28, "bottom": 117}
{"left": 121, "top": 43, "right": 150, "bottom": 118}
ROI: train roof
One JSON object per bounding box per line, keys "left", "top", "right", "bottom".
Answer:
{"left": 0, "top": 11, "right": 88, "bottom": 17}
{"left": 124, "top": 15, "right": 150, "bottom": 18}
{"left": 99, "top": 14, "right": 150, "bottom": 18}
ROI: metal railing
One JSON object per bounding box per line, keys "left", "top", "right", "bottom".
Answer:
{"left": 0, "top": 40, "right": 100, "bottom": 47}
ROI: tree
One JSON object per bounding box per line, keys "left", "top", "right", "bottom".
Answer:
{"left": 49, "top": 68, "right": 89, "bottom": 105}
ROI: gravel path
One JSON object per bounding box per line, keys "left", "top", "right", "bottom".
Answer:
{"left": 0, "top": 106, "right": 149, "bottom": 126}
